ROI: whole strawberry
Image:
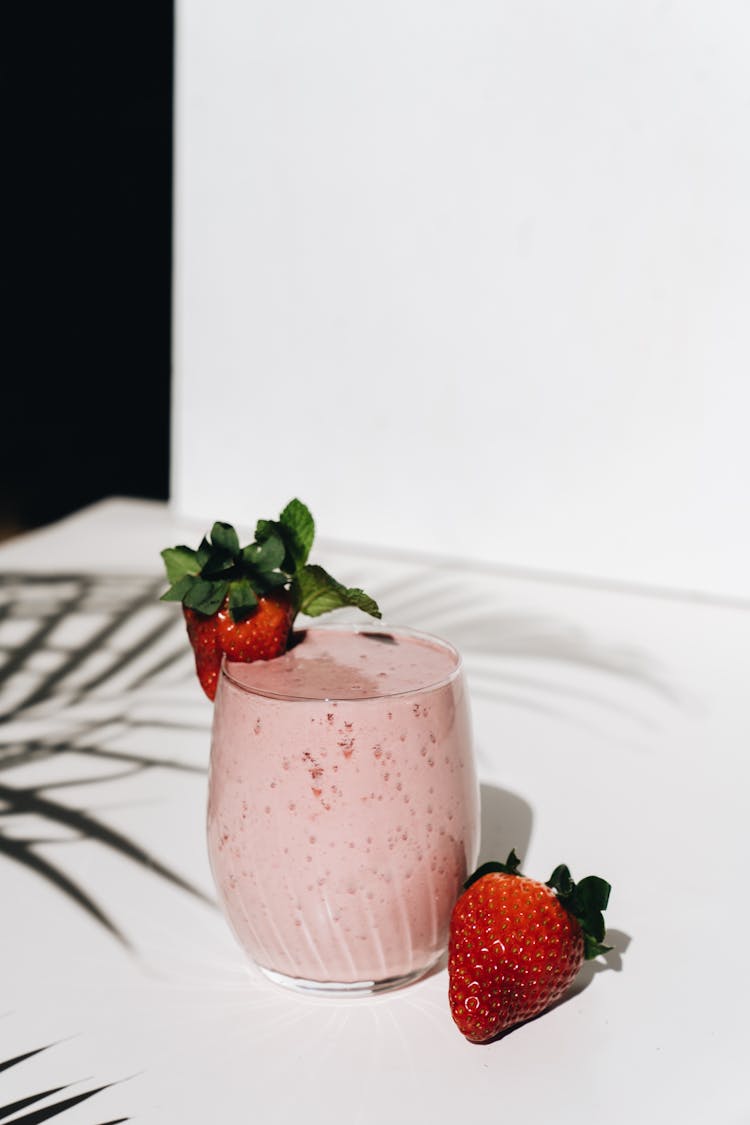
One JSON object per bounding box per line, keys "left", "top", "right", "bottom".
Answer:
{"left": 448, "top": 850, "right": 611, "bottom": 1043}
{"left": 160, "top": 499, "right": 381, "bottom": 700}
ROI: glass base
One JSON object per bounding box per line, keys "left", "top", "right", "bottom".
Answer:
{"left": 258, "top": 958, "right": 439, "bottom": 997}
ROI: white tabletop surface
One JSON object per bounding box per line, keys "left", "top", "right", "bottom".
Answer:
{"left": 1, "top": 498, "right": 748, "bottom": 1124}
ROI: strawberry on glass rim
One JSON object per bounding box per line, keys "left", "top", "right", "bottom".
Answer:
{"left": 448, "top": 850, "right": 611, "bottom": 1043}
{"left": 160, "top": 499, "right": 381, "bottom": 700}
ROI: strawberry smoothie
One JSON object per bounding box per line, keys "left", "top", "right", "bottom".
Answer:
{"left": 207, "top": 625, "right": 479, "bottom": 993}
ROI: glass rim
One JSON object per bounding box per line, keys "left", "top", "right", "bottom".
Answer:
{"left": 220, "top": 622, "right": 463, "bottom": 702}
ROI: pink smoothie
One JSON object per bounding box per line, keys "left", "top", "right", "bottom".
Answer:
{"left": 207, "top": 626, "right": 479, "bottom": 989}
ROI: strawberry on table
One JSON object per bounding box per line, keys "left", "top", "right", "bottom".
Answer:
{"left": 160, "top": 499, "right": 381, "bottom": 700}
{"left": 448, "top": 850, "right": 611, "bottom": 1043}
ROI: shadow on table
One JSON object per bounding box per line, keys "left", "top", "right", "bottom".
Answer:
{"left": 477, "top": 782, "right": 533, "bottom": 868}
{"left": 0, "top": 571, "right": 212, "bottom": 952}
{"left": 0, "top": 1036, "right": 130, "bottom": 1123}
{"left": 568, "top": 927, "right": 631, "bottom": 996}
{"left": 371, "top": 567, "right": 683, "bottom": 727}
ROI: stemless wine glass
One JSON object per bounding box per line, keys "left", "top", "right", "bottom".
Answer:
{"left": 206, "top": 624, "right": 479, "bottom": 995}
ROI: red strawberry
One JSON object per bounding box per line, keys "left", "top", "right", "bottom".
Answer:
{"left": 183, "top": 605, "right": 222, "bottom": 701}
{"left": 160, "top": 501, "right": 381, "bottom": 700}
{"left": 183, "top": 591, "right": 294, "bottom": 701}
{"left": 448, "top": 851, "right": 611, "bottom": 1043}
{"left": 215, "top": 588, "right": 294, "bottom": 664}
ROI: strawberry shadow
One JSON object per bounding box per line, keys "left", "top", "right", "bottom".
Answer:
{"left": 565, "top": 927, "right": 631, "bottom": 996}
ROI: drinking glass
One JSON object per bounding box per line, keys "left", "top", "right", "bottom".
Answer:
{"left": 207, "top": 625, "right": 479, "bottom": 995}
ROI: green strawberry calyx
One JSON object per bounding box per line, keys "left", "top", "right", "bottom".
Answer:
{"left": 545, "top": 863, "right": 612, "bottom": 960}
{"left": 463, "top": 850, "right": 612, "bottom": 961}
{"left": 160, "top": 498, "right": 382, "bottom": 627}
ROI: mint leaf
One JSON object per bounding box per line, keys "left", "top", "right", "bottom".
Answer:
{"left": 196, "top": 536, "right": 212, "bottom": 568}
{"left": 255, "top": 518, "right": 274, "bottom": 541}
{"left": 280, "top": 499, "right": 315, "bottom": 569}
{"left": 242, "top": 531, "right": 285, "bottom": 574}
{"left": 210, "top": 521, "right": 240, "bottom": 555}
{"left": 254, "top": 570, "right": 288, "bottom": 592}
{"left": 256, "top": 499, "right": 315, "bottom": 576}
{"left": 255, "top": 519, "right": 291, "bottom": 575}
{"left": 160, "top": 546, "right": 202, "bottom": 584}
{"left": 202, "top": 549, "right": 236, "bottom": 579}
{"left": 228, "top": 578, "right": 258, "bottom": 621}
{"left": 160, "top": 574, "right": 198, "bottom": 602}
{"left": 295, "top": 564, "right": 381, "bottom": 620}
{"left": 182, "top": 578, "right": 228, "bottom": 616}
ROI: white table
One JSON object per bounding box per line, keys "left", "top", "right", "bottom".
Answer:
{"left": 1, "top": 498, "right": 748, "bottom": 1123}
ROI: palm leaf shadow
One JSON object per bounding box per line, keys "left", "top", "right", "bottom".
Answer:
{"left": 0, "top": 834, "right": 132, "bottom": 948}
{"left": 368, "top": 564, "right": 680, "bottom": 723}
{"left": 0, "top": 571, "right": 214, "bottom": 951}
{"left": 0, "top": 1042, "right": 129, "bottom": 1123}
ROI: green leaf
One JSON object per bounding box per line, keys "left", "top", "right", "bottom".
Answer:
{"left": 228, "top": 578, "right": 258, "bottom": 621}
{"left": 546, "top": 864, "right": 574, "bottom": 897}
{"left": 279, "top": 498, "right": 315, "bottom": 569}
{"left": 182, "top": 578, "right": 228, "bottom": 616}
{"left": 201, "top": 549, "right": 237, "bottom": 579}
{"left": 253, "top": 569, "right": 288, "bottom": 593}
{"left": 576, "top": 875, "right": 612, "bottom": 913}
{"left": 584, "top": 935, "right": 613, "bottom": 959}
{"left": 256, "top": 501, "right": 315, "bottom": 577}
{"left": 210, "top": 521, "right": 240, "bottom": 556}
{"left": 160, "top": 546, "right": 202, "bottom": 584}
{"left": 546, "top": 866, "right": 612, "bottom": 960}
{"left": 196, "top": 536, "right": 212, "bottom": 568}
{"left": 241, "top": 531, "right": 285, "bottom": 574}
{"left": 159, "top": 574, "right": 198, "bottom": 602}
{"left": 338, "top": 586, "right": 381, "bottom": 618}
{"left": 255, "top": 519, "right": 291, "bottom": 575}
{"left": 295, "top": 564, "right": 381, "bottom": 620}
{"left": 575, "top": 876, "right": 611, "bottom": 944}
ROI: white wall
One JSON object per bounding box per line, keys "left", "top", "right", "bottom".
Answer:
{"left": 172, "top": 0, "right": 750, "bottom": 598}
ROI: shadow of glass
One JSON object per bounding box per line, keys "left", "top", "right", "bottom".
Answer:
{"left": 477, "top": 782, "right": 534, "bottom": 868}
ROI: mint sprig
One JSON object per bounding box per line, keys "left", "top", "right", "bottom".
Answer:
{"left": 160, "top": 540, "right": 210, "bottom": 585}
{"left": 256, "top": 498, "right": 315, "bottom": 577}
{"left": 256, "top": 501, "right": 382, "bottom": 622}
{"left": 160, "top": 523, "right": 287, "bottom": 620}
{"left": 159, "top": 499, "right": 381, "bottom": 629}
{"left": 294, "top": 564, "right": 382, "bottom": 620}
